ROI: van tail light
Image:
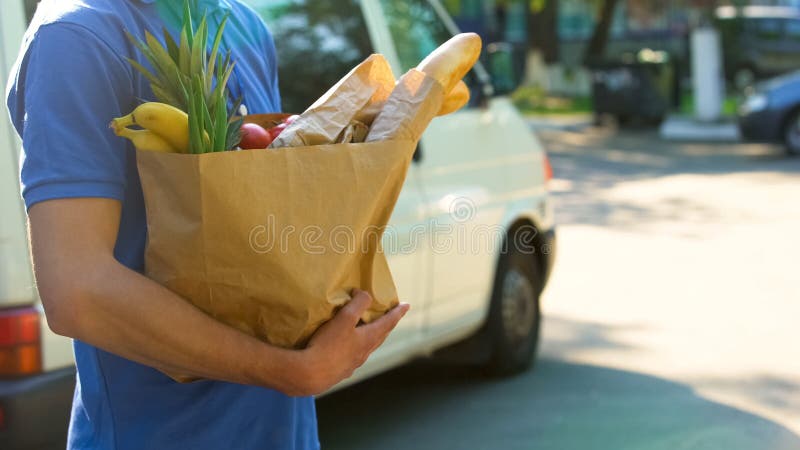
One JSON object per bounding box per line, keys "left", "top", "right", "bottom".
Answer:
{"left": 542, "top": 152, "right": 553, "bottom": 183}
{"left": 0, "top": 307, "right": 42, "bottom": 377}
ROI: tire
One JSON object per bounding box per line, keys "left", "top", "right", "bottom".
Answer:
{"left": 483, "top": 241, "right": 543, "bottom": 376}
{"left": 783, "top": 109, "right": 800, "bottom": 156}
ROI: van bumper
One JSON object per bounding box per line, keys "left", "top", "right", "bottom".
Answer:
{"left": 0, "top": 366, "right": 75, "bottom": 450}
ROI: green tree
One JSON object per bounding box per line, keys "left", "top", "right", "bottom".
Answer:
{"left": 525, "top": 0, "right": 621, "bottom": 65}
{"left": 254, "top": 0, "right": 373, "bottom": 112}
{"left": 527, "top": 0, "right": 560, "bottom": 63}
{"left": 583, "top": 0, "right": 622, "bottom": 64}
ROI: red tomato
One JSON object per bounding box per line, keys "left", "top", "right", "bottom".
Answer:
{"left": 239, "top": 123, "right": 273, "bottom": 149}
{"left": 268, "top": 122, "right": 288, "bottom": 141}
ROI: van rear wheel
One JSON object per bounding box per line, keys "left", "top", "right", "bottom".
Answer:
{"left": 483, "top": 245, "right": 542, "bottom": 375}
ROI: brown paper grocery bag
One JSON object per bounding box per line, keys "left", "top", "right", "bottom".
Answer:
{"left": 135, "top": 53, "right": 445, "bottom": 382}
{"left": 137, "top": 137, "right": 415, "bottom": 352}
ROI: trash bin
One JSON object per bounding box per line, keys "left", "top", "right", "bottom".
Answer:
{"left": 590, "top": 49, "right": 677, "bottom": 125}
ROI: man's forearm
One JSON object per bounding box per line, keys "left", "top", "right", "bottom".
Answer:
{"left": 56, "top": 257, "right": 304, "bottom": 392}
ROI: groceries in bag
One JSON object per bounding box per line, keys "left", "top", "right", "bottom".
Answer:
{"left": 110, "top": 4, "right": 482, "bottom": 380}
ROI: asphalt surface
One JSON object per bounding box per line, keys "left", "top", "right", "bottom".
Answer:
{"left": 317, "top": 126, "right": 800, "bottom": 449}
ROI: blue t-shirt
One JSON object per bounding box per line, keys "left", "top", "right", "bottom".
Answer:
{"left": 5, "top": 1, "right": 318, "bottom": 449}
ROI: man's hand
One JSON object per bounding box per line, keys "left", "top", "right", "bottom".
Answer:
{"left": 290, "top": 290, "right": 410, "bottom": 396}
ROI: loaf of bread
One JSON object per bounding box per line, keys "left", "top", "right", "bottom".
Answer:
{"left": 438, "top": 80, "right": 470, "bottom": 116}
{"left": 366, "top": 33, "right": 482, "bottom": 142}
{"left": 417, "top": 33, "right": 482, "bottom": 94}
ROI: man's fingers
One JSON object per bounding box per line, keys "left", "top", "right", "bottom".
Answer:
{"left": 361, "top": 303, "right": 410, "bottom": 349}
{"left": 336, "top": 289, "right": 373, "bottom": 328}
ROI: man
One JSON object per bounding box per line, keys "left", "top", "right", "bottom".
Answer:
{"left": 5, "top": 0, "right": 408, "bottom": 448}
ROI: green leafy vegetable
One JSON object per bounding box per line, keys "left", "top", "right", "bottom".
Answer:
{"left": 125, "top": 0, "right": 242, "bottom": 153}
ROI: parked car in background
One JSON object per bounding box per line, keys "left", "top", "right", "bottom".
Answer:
{"left": 1, "top": 0, "right": 556, "bottom": 448}
{"left": 716, "top": 6, "right": 800, "bottom": 91}
{"left": 739, "top": 70, "right": 800, "bottom": 155}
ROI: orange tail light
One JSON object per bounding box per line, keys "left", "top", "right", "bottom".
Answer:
{"left": 542, "top": 152, "right": 553, "bottom": 183}
{"left": 0, "top": 307, "right": 42, "bottom": 377}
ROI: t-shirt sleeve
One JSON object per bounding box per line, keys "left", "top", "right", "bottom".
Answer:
{"left": 262, "top": 25, "right": 281, "bottom": 110}
{"left": 7, "top": 22, "right": 134, "bottom": 210}
{"left": 236, "top": 1, "right": 282, "bottom": 110}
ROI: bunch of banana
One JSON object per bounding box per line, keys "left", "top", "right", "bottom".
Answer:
{"left": 110, "top": 102, "right": 190, "bottom": 153}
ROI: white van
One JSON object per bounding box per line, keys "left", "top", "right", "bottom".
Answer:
{"left": 0, "top": 0, "right": 556, "bottom": 447}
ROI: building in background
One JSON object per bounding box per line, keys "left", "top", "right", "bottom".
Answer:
{"left": 446, "top": 0, "right": 800, "bottom": 65}
{"left": 446, "top": 0, "right": 800, "bottom": 95}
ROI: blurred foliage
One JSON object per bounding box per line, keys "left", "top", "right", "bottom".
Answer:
{"left": 253, "top": 0, "right": 373, "bottom": 113}
{"left": 529, "top": 0, "right": 547, "bottom": 13}
{"left": 442, "top": 0, "right": 570, "bottom": 14}
{"left": 512, "top": 85, "right": 594, "bottom": 115}
{"left": 680, "top": 91, "right": 739, "bottom": 117}
{"left": 513, "top": 87, "right": 738, "bottom": 117}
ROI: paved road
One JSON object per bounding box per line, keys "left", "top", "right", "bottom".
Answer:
{"left": 317, "top": 127, "right": 800, "bottom": 449}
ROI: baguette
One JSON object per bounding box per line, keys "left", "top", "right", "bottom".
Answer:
{"left": 366, "top": 33, "right": 482, "bottom": 142}
{"left": 438, "top": 80, "right": 470, "bottom": 116}
{"left": 270, "top": 54, "right": 395, "bottom": 147}
{"left": 417, "top": 33, "right": 482, "bottom": 94}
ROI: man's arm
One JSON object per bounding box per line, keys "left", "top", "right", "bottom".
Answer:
{"left": 29, "top": 197, "right": 408, "bottom": 396}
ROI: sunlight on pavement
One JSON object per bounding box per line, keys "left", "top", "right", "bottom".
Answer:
{"left": 540, "top": 128, "right": 800, "bottom": 437}
{"left": 318, "top": 128, "right": 800, "bottom": 450}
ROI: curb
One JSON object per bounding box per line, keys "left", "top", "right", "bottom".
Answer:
{"left": 659, "top": 115, "right": 741, "bottom": 142}
{"left": 526, "top": 114, "right": 595, "bottom": 132}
